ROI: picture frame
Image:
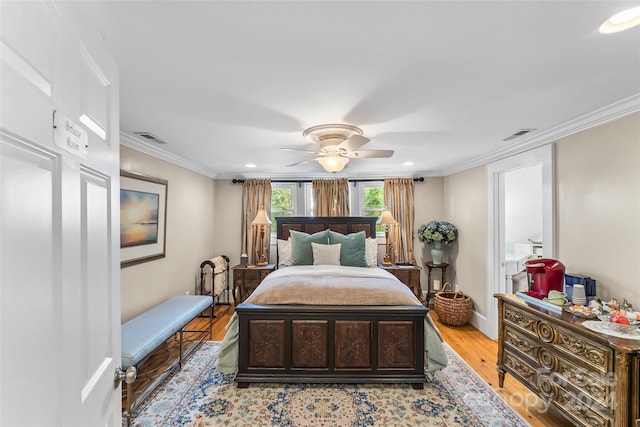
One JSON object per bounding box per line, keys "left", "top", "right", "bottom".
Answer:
{"left": 120, "top": 170, "right": 168, "bottom": 267}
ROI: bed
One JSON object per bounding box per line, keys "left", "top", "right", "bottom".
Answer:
{"left": 217, "top": 216, "right": 446, "bottom": 389}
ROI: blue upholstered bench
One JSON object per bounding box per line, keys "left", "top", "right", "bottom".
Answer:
{"left": 121, "top": 295, "right": 213, "bottom": 424}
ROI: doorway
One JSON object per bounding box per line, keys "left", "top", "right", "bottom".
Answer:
{"left": 485, "top": 144, "right": 555, "bottom": 340}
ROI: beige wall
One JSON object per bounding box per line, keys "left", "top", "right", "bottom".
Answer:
{"left": 556, "top": 112, "right": 640, "bottom": 308}
{"left": 443, "top": 166, "right": 487, "bottom": 314}
{"left": 212, "top": 179, "right": 244, "bottom": 267}
{"left": 120, "top": 146, "right": 217, "bottom": 321}
{"left": 441, "top": 112, "right": 640, "bottom": 320}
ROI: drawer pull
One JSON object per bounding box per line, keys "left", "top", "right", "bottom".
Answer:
{"left": 536, "top": 321, "right": 556, "bottom": 343}
{"left": 537, "top": 373, "right": 556, "bottom": 399}
{"left": 537, "top": 348, "right": 558, "bottom": 371}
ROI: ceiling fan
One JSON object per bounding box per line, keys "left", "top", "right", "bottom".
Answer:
{"left": 281, "top": 124, "right": 394, "bottom": 173}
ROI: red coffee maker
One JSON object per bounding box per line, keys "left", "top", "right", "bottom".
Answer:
{"left": 524, "top": 258, "right": 565, "bottom": 299}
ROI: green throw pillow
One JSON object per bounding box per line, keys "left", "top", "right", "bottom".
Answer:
{"left": 290, "top": 229, "right": 330, "bottom": 265}
{"left": 328, "top": 230, "right": 367, "bottom": 267}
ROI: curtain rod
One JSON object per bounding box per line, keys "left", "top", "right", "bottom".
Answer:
{"left": 231, "top": 177, "right": 424, "bottom": 184}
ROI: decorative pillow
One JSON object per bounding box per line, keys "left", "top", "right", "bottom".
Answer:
{"left": 289, "top": 229, "right": 330, "bottom": 265}
{"left": 365, "top": 238, "right": 378, "bottom": 267}
{"left": 328, "top": 230, "right": 367, "bottom": 267}
{"left": 312, "top": 242, "right": 341, "bottom": 265}
{"left": 277, "top": 238, "right": 293, "bottom": 267}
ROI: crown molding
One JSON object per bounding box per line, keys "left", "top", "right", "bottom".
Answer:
{"left": 121, "top": 94, "right": 639, "bottom": 180}
{"left": 442, "top": 93, "right": 640, "bottom": 176}
{"left": 119, "top": 132, "right": 218, "bottom": 178}
{"left": 217, "top": 171, "right": 434, "bottom": 180}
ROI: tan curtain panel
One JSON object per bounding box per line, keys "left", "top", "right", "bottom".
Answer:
{"left": 312, "top": 178, "right": 350, "bottom": 217}
{"left": 384, "top": 178, "right": 415, "bottom": 264}
{"left": 241, "top": 179, "right": 272, "bottom": 265}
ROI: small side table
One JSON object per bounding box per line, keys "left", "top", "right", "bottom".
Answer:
{"left": 425, "top": 262, "right": 448, "bottom": 306}
{"left": 232, "top": 264, "right": 275, "bottom": 304}
{"left": 378, "top": 264, "right": 422, "bottom": 299}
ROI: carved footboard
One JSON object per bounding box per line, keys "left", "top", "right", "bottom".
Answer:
{"left": 235, "top": 304, "right": 427, "bottom": 389}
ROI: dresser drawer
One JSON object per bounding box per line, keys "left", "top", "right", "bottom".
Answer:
{"left": 556, "top": 356, "right": 614, "bottom": 412}
{"left": 503, "top": 325, "right": 539, "bottom": 365}
{"left": 502, "top": 351, "right": 546, "bottom": 397}
{"left": 551, "top": 322, "right": 613, "bottom": 374}
{"left": 504, "top": 305, "right": 612, "bottom": 374}
{"left": 555, "top": 383, "right": 613, "bottom": 427}
{"left": 503, "top": 305, "right": 539, "bottom": 337}
{"left": 504, "top": 324, "right": 615, "bottom": 412}
{"left": 504, "top": 349, "right": 614, "bottom": 426}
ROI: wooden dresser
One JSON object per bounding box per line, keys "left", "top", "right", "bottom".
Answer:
{"left": 495, "top": 294, "right": 640, "bottom": 427}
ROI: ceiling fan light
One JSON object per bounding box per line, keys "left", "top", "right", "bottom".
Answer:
{"left": 318, "top": 155, "right": 349, "bottom": 173}
{"left": 599, "top": 6, "right": 640, "bottom": 33}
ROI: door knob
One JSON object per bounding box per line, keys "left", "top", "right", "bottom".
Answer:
{"left": 114, "top": 366, "right": 137, "bottom": 388}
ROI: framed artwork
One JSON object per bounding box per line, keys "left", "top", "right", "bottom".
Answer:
{"left": 120, "top": 170, "right": 168, "bottom": 267}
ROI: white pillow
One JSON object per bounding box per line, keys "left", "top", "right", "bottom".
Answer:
{"left": 277, "top": 238, "right": 293, "bottom": 267}
{"left": 365, "top": 238, "right": 378, "bottom": 267}
{"left": 312, "top": 242, "right": 341, "bottom": 266}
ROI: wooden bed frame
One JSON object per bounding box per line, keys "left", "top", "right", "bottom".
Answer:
{"left": 235, "top": 216, "right": 427, "bottom": 389}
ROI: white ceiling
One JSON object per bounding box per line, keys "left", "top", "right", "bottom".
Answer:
{"left": 80, "top": 1, "right": 640, "bottom": 179}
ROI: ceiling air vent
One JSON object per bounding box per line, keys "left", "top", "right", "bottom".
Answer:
{"left": 134, "top": 131, "right": 170, "bottom": 145}
{"left": 502, "top": 128, "right": 536, "bottom": 141}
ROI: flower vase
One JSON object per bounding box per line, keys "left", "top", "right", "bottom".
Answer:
{"left": 431, "top": 243, "right": 444, "bottom": 265}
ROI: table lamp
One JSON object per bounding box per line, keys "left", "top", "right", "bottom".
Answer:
{"left": 251, "top": 207, "right": 272, "bottom": 266}
{"left": 378, "top": 209, "right": 397, "bottom": 266}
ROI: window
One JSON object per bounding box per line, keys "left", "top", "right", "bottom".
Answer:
{"left": 270, "top": 184, "right": 294, "bottom": 232}
{"left": 270, "top": 183, "right": 312, "bottom": 233}
{"left": 360, "top": 183, "right": 385, "bottom": 233}
{"left": 270, "top": 181, "right": 386, "bottom": 236}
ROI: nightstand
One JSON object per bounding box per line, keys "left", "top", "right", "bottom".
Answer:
{"left": 425, "top": 262, "right": 448, "bottom": 307}
{"left": 378, "top": 264, "right": 422, "bottom": 299}
{"left": 232, "top": 264, "right": 275, "bottom": 303}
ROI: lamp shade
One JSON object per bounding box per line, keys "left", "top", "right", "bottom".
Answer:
{"left": 317, "top": 155, "right": 349, "bottom": 173}
{"left": 379, "top": 209, "right": 397, "bottom": 225}
{"left": 251, "top": 208, "right": 272, "bottom": 225}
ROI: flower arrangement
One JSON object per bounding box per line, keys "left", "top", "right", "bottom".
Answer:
{"left": 417, "top": 221, "right": 458, "bottom": 246}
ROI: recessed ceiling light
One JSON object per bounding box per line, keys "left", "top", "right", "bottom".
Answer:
{"left": 403, "top": 161, "right": 415, "bottom": 166}
{"left": 599, "top": 7, "right": 640, "bottom": 33}
{"left": 244, "top": 163, "right": 256, "bottom": 168}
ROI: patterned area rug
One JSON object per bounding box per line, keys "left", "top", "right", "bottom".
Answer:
{"left": 131, "top": 342, "right": 530, "bottom": 426}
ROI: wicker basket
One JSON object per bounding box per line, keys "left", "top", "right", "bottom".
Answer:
{"left": 434, "top": 282, "right": 473, "bottom": 326}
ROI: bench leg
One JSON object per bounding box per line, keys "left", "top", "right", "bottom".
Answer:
{"left": 209, "top": 298, "right": 214, "bottom": 339}
{"left": 123, "top": 380, "right": 134, "bottom": 426}
{"left": 179, "top": 329, "right": 184, "bottom": 368}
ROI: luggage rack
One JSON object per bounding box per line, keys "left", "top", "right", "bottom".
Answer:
{"left": 199, "top": 255, "right": 231, "bottom": 314}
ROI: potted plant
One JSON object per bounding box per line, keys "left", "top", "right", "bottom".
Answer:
{"left": 417, "top": 221, "right": 458, "bottom": 264}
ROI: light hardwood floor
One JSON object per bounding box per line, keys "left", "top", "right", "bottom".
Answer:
{"left": 137, "top": 304, "right": 570, "bottom": 426}
{"left": 427, "top": 309, "right": 569, "bottom": 427}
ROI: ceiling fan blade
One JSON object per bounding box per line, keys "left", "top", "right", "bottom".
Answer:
{"left": 286, "top": 158, "right": 318, "bottom": 167}
{"left": 349, "top": 150, "right": 394, "bottom": 158}
{"left": 338, "top": 134, "right": 370, "bottom": 152}
{"left": 280, "top": 148, "right": 322, "bottom": 155}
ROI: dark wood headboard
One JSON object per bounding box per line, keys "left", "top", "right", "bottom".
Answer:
{"left": 275, "top": 216, "right": 377, "bottom": 240}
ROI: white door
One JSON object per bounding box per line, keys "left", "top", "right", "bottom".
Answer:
{"left": 1, "top": 2, "right": 121, "bottom": 426}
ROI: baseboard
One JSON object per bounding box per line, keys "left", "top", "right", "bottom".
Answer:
{"left": 469, "top": 310, "right": 491, "bottom": 339}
